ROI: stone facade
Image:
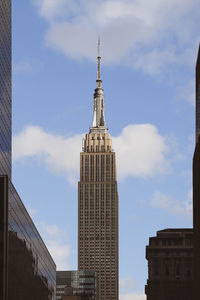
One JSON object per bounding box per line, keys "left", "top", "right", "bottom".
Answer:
{"left": 145, "top": 229, "right": 193, "bottom": 300}
{"left": 78, "top": 41, "right": 119, "bottom": 300}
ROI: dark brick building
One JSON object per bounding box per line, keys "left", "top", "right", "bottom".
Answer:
{"left": 145, "top": 44, "right": 200, "bottom": 300}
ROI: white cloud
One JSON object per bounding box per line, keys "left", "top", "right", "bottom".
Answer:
{"left": 131, "top": 46, "right": 196, "bottom": 76}
{"left": 45, "top": 22, "right": 97, "bottom": 61}
{"left": 32, "top": 0, "right": 200, "bottom": 74}
{"left": 151, "top": 189, "right": 192, "bottom": 216}
{"left": 113, "top": 124, "right": 169, "bottom": 180}
{"left": 13, "top": 126, "right": 83, "bottom": 184}
{"left": 13, "top": 124, "right": 171, "bottom": 183}
{"left": 34, "top": 0, "right": 76, "bottom": 21}
{"left": 38, "top": 222, "right": 71, "bottom": 269}
{"left": 120, "top": 292, "right": 146, "bottom": 300}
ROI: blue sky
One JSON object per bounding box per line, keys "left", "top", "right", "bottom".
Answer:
{"left": 12, "top": 1, "right": 200, "bottom": 299}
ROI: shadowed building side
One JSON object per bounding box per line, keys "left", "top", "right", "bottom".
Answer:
{"left": 0, "top": 175, "right": 8, "bottom": 300}
{"left": 0, "top": 176, "right": 56, "bottom": 300}
{"left": 145, "top": 229, "right": 193, "bottom": 300}
{"left": 193, "top": 44, "right": 200, "bottom": 299}
{"left": 0, "top": 2, "right": 12, "bottom": 296}
{"left": 145, "top": 44, "right": 200, "bottom": 300}
{"left": 196, "top": 45, "right": 200, "bottom": 142}
{"left": 193, "top": 138, "right": 200, "bottom": 298}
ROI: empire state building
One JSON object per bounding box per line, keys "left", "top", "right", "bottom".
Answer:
{"left": 78, "top": 40, "right": 119, "bottom": 300}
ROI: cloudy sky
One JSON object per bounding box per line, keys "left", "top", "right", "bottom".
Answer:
{"left": 13, "top": 0, "right": 200, "bottom": 299}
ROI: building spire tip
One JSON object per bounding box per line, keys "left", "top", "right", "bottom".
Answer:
{"left": 96, "top": 37, "right": 102, "bottom": 88}
{"left": 98, "top": 37, "right": 101, "bottom": 58}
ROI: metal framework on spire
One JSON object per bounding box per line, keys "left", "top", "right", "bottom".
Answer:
{"left": 96, "top": 37, "right": 102, "bottom": 88}
{"left": 91, "top": 38, "right": 107, "bottom": 132}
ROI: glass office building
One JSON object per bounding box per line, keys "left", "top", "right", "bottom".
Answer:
{"left": 0, "top": 0, "right": 12, "bottom": 178}
{"left": 56, "top": 271, "right": 71, "bottom": 299}
{"left": 0, "top": 1, "right": 56, "bottom": 299}
{"left": 0, "top": 176, "right": 56, "bottom": 300}
{"left": 56, "top": 270, "right": 97, "bottom": 300}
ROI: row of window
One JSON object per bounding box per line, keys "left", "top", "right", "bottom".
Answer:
{"left": 80, "top": 154, "right": 115, "bottom": 181}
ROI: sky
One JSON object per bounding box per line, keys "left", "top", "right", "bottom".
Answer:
{"left": 12, "top": 1, "right": 200, "bottom": 299}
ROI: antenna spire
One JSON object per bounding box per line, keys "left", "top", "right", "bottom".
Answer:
{"left": 96, "top": 37, "right": 102, "bottom": 88}
{"left": 91, "top": 37, "right": 107, "bottom": 131}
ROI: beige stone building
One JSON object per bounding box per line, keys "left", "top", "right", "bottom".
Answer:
{"left": 78, "top": 40, "right": 119, "bottom": 300}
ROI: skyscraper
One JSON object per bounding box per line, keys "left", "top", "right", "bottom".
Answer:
{"left": 78, "top": 40, "right": 119, "bottom": 300}
{"left": 0, "top": 2, "right": 56, "bottom": 299}
{"left": 145, "top": 229, "right": 193, "bottom": 300}
{"left": 0, "top": 2, "right": 11, "bottom": 298}
{"left": 0, "top": 0, "right": 11, "bottom": 178}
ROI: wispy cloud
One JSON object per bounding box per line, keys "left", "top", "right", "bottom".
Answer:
{"left": 26, "top": 206, "right": 37, "bottom": 218}
{"left": 177, "top": 79, "right": 195, "bottom": 106}
{"left": 38, "top": 222, "right": 72, "bottom": 270}
{"left": 13, "top": 124, "right": 174, "bottom": 184}
{"left": 151, "top": 189, "right": 192, "bottom": 216}
{"left": 187, "top": 134, "right": 195, "bottom": 153}
{"left": 13, "top": 58, "right": 43, "bottom": 73}
{"left": 13, "top": 59, "right": 33, "bottom": 73}
{"left": 32, "top": 0, "right": 200, "bottom": 75}
{"left": 120, "top": 277, "right": 135, "bottom": 292}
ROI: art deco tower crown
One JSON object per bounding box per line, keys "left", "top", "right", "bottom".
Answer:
{"left": 78, "top": 40, "right": 119, "bottom": 300}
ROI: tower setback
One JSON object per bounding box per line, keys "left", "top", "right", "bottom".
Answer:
{"left": 78, "top": 40, "right": 119, "bottom": 300}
